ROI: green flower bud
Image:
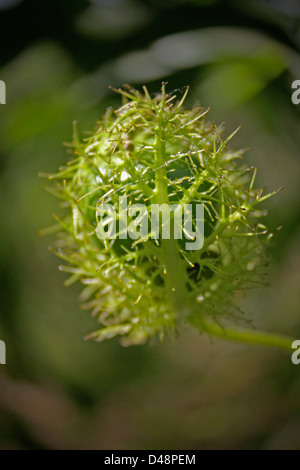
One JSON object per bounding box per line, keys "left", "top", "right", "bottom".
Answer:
{"left": 41, "top": 83, "right": 293, "bottom": 349}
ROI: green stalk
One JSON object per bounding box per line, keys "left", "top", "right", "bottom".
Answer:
{"left": 188, "top": 315, "right": 294, "bottom": 350}
{"left": 155, "top": 111, "right": 189, "bottom": 319}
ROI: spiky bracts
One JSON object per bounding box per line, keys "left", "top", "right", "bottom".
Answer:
{"left": 42, "top": 84, "right": 292, "bottom": 349}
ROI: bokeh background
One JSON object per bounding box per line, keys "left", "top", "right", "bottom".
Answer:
{"left": 0, "top": 0, "right": 300, "bottom": 450}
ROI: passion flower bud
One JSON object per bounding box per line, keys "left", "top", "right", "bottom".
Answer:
{"left": 41, "top": 83, "right": 293, "bottom": 349}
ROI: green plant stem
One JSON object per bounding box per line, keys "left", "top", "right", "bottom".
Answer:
{"left": 188, "top": 315, "right": 294, "bottom": 350}
{"left": 155, "top": 113, "right": 188, "bottom": 318}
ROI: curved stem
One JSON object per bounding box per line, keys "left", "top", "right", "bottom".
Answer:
{"left": 188, "top": 315, "right": 294, "bottom": 350}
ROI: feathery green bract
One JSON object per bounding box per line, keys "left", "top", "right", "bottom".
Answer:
{"left": 41, "top": 83, "right": 291, "bottom": 349}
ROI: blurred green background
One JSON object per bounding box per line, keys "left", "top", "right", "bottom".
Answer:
{"left": 0, "top": 0, "right": 300, "bottom": 450}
